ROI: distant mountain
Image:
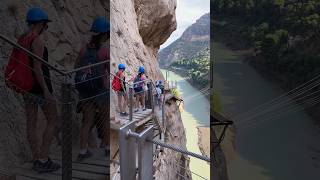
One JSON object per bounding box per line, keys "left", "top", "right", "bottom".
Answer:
{"left": 158, "top": 13, "right": 210, "bottom": 67}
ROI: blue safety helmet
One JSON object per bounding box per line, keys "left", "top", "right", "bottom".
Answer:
{"left": 138, "top": 66, "right": 145, "bottom": 73}
{"left": 118, "top": 63, "right": 125, "bottom": 70}
{"left": 91, "top": 17, "right": 110, "bottom": 33}
{"left": 26, "top": 7, "right": 51, "bottom": 23}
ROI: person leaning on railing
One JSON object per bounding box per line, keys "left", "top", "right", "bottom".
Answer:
{"left": 74, "top": 16, "right": 110, "bottom": 161}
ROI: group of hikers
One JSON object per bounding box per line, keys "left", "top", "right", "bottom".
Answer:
{"left": 4, "top": 7, "right": 110, "bottom": 173}
{"left": 3, "top": 6, "right": 166, "bottom": 174}
{"left": 112, "top": 64, "right": 165, "bottom": 116}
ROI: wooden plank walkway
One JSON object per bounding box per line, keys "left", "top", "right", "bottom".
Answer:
{"left": 12, "top": 148, "right": 109, "bottom": 180}
{"left": 111, "top": 109, "right": 153, "bottom": 129}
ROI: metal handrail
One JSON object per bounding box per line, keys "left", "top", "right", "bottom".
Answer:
{"left": 67, "top": 60, "right": 109, "bottom": 74}
{"left": 127, "top": 130, "right": 210, "bottom": 162}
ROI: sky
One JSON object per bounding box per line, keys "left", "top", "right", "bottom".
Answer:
{"left": 160, "top": 0, "right": 210, "bottom": 49}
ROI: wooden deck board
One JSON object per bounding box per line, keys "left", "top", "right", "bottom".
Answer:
{"left": 13, "top": 148, "right": 109, "bottom": 180}
{"left": 111, "top": 109, "right": 153, "bottom": 129}
{"left": 14, "top": 163, "right": 107, "bottom": 180}
{"left": 13, "top": 166, "right": 62, "bottom": 180}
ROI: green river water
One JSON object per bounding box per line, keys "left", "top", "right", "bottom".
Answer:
{"left": 214, "top": 41, "right": 320, "bottom": 180}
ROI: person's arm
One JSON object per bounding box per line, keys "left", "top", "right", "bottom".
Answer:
{"left": 32, "top": 36, "right": 52, "bottom": 99}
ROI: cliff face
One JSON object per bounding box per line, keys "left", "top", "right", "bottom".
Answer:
{"left": 110, "top": 0, "right": 177, "bottom": 118}
{"left": 153, "top": 100, "right": 190, "bottom": 179}
{"left": 110, "top": 0, "right": 176, "bottom": 81}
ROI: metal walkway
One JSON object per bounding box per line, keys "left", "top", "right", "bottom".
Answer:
{"left": 111, "top": 109, "right": 153, "bottom": 129}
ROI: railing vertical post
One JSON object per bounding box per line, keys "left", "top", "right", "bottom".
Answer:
{"left": 138, "top": 126, "right": 154, "bottom": 180}
{"left": 61, "top": 80, "right": 72, "bottom": 180}
{"left": 129, "top": 87, "right": 133, "bottom": 121}
{"left": 120, "top": 121, "right": 136, "bottom": 180}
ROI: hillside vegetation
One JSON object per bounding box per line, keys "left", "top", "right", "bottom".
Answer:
{"left": 212, "top": 0, "right": 320, "bottom": 89}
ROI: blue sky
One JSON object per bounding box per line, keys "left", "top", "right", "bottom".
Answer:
{"left": 160, "top": 0, "right": 210, "bottom": 49}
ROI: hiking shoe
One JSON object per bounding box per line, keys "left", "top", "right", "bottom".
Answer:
{"left": 34, "top": 158, "right": 60, "bottom": 173}
{"left": 142, "top": 108, "right": 147, "bottom": 111}
{"left": 77, "top": 150, "right": 93, "bottom": 161}
{"left": 134, "top": 109, "right": 139, "bottom": 113}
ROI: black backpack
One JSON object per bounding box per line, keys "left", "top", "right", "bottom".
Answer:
{"left": 133, "top": 75, "right": 144, "bottom": 92}
{"left": 75, "top": 47, "right": 104, "bottom": 95}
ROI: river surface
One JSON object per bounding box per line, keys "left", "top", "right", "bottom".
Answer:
{"left": 161, "top": 69, "right": 210, "bottom": 180}
{"left": 214, "top": 42, "right": 320, "bottom": 180}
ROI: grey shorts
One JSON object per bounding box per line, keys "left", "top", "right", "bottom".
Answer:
{"left": 118, "top": 91, "right": 126, "bottom": 96}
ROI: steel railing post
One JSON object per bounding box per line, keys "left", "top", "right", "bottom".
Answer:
{"left": 138, "top": 126, "right": 154, "bottom": 180}
{"left": 129, "top": 87, "right": 133, "bottom": 121}
{"left": 119, "top": 121, "right": 136, "bottom": 180}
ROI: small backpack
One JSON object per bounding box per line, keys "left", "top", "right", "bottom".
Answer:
{"left": 112, "top": 71, "right": 122, "bottom": 91}
{"left": 75, "top": 47, "right": 104, "bottom": 95}
{"left": 4, "top": 32, "right": 38, "bottom": 93}
{"left": 133, "top": 75, "right": 144, "bottom": 92}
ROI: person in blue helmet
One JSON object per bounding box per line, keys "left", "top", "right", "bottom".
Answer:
{"left": 133, "top": 66, "right": 147, "bottom": 111}
{"left": 16, "top": 7, "right": 61, "bottom": 173}
{"left": 155, "top": 80, "right": 163, "bottom": 107}
{"left": 112, "top": 63, "right": 128, "bottom": 116}
{"left": 74, "top": 16, "right": 110, "bottom": 161}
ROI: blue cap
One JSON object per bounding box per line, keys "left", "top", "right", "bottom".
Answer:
{"left": 91, "top": 17, "right": 110, "bottom": 33}
{"left": 118, "top": 63, "right": 125, "bottom": 70}
{"left": 26, "top": 7, "right": 51, "bottom": 23}
{"left": 138, "top": 66, "right": 145, "bottom": 73}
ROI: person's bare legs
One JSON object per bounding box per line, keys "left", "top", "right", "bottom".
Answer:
{"left": 141, "top": 94, "right": 145, "bottom": 109}
{"left": 39, "top": 100, "right": 58, "bottom": 159}
{"left": 98, "top": 104, "right": 109, "bottom": 153}
{"left": 24, "top": 99, "right": 40, "bottom": 160}
{"left": 134, "top": 95, "right": 139, "bottom": 111}
{"left": 138, "top": 93, "right": 145, "bottom": 110}
{"left": 123, "top": 93, "right": 128, "bottom": 113}
{"left": 118, "top": 93, "right": 123, "bottom": 113}
{"left": 80, "top": 102, "right": 95, "bottom": 150}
